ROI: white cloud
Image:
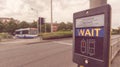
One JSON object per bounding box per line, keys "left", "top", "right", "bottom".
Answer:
{"left": 0, "top": 0, "right": 89, "bottom": 22}
{"left": 0, "top": 0, "right": 120, "bottom": 28}
{"left": 108, "top": 0, "right": 120, "bottom": 28}
{"left": 52, "top": 0, "right": 89, "bottom": 22}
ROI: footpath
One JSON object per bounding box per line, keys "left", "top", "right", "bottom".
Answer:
{"left": 111, "top": 51, "right": 120, "bottom": 67}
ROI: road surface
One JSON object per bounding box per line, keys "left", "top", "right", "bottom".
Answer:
{"left": 0, "top": 38, "right": 77, "bottom": 67}
{"left": 0, "top": 37, "right": 119, "bottom": 67}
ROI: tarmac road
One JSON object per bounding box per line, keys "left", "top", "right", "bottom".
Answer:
{"left": 0, "top": 37, "right": 120, "bottom": 67}
{"left": 0, "top": 38, "right": 77, "bottom": 67}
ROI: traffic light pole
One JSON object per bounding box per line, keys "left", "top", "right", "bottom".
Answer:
{"left": 40, "top": 18, "right": 42, "bottom": 40}
{"left": 90, "top": 0, "right": 107, "bottom": 8}
{"left": 77, "top": 65, "right": 80, "bottom": 67}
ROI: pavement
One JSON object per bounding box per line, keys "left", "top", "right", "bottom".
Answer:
{"left": 111, "top": 51, "right": 120, "bottom": 67}
{"left": 0, "top": 37, "right": 119, "bottom": 67}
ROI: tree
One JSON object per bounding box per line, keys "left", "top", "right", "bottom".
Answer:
{"left": 58, "top": 22, "right": 66, "bottom": 31}
{"left": 118, "top": 26, "right": 120, "bottom": 34}
{"left": 41, "top": 24, "right": 45, "bottom": 33}
{"left": 41, "top": 23, "right": 51, "bottom": 33}
{"left": 5, "top": 21, "right": 18, "bottom": 34}
{"left": 30, "top": 21, "right": 37, "bottom": 28}
{"left": 66, "top": 22, "right": 73, "bottom": 31}
{"left": 0, "top": 21, "right": 4, "bottom": 33}
{"left": 18, "top": 21, "right": 30, "bottom": 29}
{"left": 45, "top": 23, "right": 51, "bottom": 32}
{"left": 112, "top": 29, "right": 119, "bottom": 35}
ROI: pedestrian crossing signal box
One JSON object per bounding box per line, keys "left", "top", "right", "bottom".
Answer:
{"left": 73, "top": 5, "right": 111, "bottom": 67}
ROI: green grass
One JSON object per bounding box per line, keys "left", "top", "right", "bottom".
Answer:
{"left": 40, "top": 31, "right": 72, "bottom": 40}
{"left": 0, "top": 33, "right": 13, "bottom": 39}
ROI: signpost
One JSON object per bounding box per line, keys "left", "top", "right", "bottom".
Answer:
{"left": 73, "top": 5, "right": 111, "bottom": 67}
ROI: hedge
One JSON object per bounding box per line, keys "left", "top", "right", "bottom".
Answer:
{"left": 40, "top": 31, "right": 72, "bottom": 40}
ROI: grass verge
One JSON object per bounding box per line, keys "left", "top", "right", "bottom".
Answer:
{"left": 0, "top": 33, "right": 13, "bottom": 40}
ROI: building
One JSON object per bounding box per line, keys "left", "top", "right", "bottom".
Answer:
{"left": 52, "top": 23, "right": 58, "bottom": 32}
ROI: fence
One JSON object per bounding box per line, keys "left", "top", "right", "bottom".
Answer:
{"left": 111, "top": 35, "right": 120, "bottom": 61}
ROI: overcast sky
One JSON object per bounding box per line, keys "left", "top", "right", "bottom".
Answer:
{"left": 0, "top": 0, "right": 120, "bottom": 28}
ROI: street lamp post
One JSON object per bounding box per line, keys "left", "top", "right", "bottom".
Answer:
{"left": 51, "top": 0, "right": 53, "bottom": 32}
{"left": 31, "top": 8, "right": 42, "bottom": 38}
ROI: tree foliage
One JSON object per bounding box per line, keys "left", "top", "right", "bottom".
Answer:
{"left": 0, "top": 21, "right": 4, "bottom": 33}
{"left": 57, "top": 22, "right": 73, "bottom": 31}
{"left": 112, "top": 28, "right": 120, "bottom": 35}
{"left": 0, "top": 20, "right": 73, "bottom": 34}
{"left": 30, "top": 21, "right": 37, "bottom": 28}
{"left": 5, "top": 21, "right": 18, "bottom": 34}
{"left": 41, "top": 23, "right": 51, "bottom": 33}
{"left": 66, "top": 22, "right": 73, "bottom": 31}
{"left": 58, "top": 22, "right": 66, "bottom": 31}
{"left": 18, "top": 21, "right": 30, "bottom": 29}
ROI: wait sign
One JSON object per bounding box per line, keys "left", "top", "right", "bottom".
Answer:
{"left": 73, "top": 5, "right": 111, "bottom": 67}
